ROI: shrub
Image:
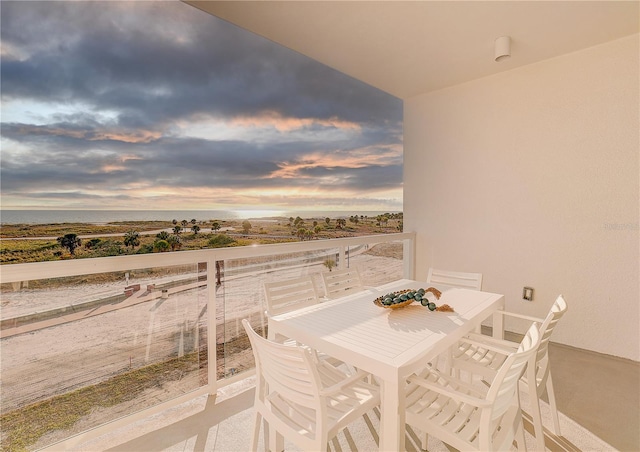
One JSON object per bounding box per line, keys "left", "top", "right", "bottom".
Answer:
{"left": 208, "top": 234, "right": 236, "bottom": 248}
{"left": 154, "top": 240, "right": 170, "bottom": 252}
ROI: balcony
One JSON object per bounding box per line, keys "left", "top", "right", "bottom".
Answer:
{"left": 1, "top": 232, "right": 637, "bottom": 451}
{"left": 1, "top": 233, "right": 413, "bottom": 451}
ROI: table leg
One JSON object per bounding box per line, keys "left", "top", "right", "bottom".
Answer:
{"left": 493, "top": 299, "right": 505, "bottom": 339}
{"left": 379, "top": 379, "right": 405, "bottom": 452}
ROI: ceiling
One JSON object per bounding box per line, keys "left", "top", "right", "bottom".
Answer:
{"left": 185, "top": 1, "right": 639, "bottom": 100}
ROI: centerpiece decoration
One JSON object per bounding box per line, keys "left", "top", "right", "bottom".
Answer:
{"left": 373, "top": 287, "right": 454, "bottom": 312}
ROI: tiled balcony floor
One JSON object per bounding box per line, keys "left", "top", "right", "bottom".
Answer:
{"left": 70, "top": 343, "right": 638, "bottom": 452}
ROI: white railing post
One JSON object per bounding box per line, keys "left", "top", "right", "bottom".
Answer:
{"left": 207, "top": 255, "right": 218, "bottom": 396}
{"left": 403, "top": 236, "right": 415, "bottom": 279}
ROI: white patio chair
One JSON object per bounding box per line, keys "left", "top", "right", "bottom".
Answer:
{"left": 263, "top": 275, "right": 320, "bottom": 336}
{"left": 321, "top": 267, "right": 371, "bottom": 299}
{"left": 425, "top": 268, "right": 483, "bottom": 371}
{"left": 451, "top": 295, "right": 568, "bottom": 451}
{"left": 426, "top": 267, "right": 483, "bottom": 290}
{"left": 242, "top": 319, "right": 380, "bottom": 452}
{"left": 263, "top": 275, "right": 345, "bottom": 368}
{"left": 405, "top": 323, "right": 540, "bottom": 452}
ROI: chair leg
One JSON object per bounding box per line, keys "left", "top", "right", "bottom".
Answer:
{"left": 515, "top": 419, "right": 528, "bottom": 452}
{"left": 528, "top": 389, "right": 546, "bottom": 452}
{"left": 268, "top": 424, "right": 283, "bottom": 452}
{"left": 421, "top": 432, "right": 429, "bottom": 451}
{"left": 546, "top": 375, "right": 562, "bottom": 436}
{"left": 250, "top": 411, "right": 261, "bottom": 452}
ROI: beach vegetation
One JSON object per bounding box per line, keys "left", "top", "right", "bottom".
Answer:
{"left": 57, "top": 233, "right": 82, "bottom": 256}
{"left": 0, "top": 353, "right": 200, "bottom": 452}
{"left": 153, "top": 240, "right": 170, "bottom": 252}
{"left": 323, "top": 258, "right": 336, "bottom": 271}
{"left": 84, "top": 238, "right": 102, "bottom": 249}
{"left": 167, "top": 234, "right": 182, "bottom": 251}
{"left": 138, "top": 243, "right": 154, "bottom": 254}
{"left": 123, "top": 230, "right": 140, "bottom": 250}
{"left": 241, "top": 220, "right": 251, "bottom": 233}
{"left": 208, "top": 234, "right": 236, "bottom": 248}
{"left": 0, "top": 214, "right": 402, "bottom": 264}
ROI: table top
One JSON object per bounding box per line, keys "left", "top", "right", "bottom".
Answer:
{"left": 270, "top": 279, "right": 504, "bottom": 381}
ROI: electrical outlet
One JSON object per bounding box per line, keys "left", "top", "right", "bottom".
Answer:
{"left": 522, "top": 287, "right": 534, "bottom": 301}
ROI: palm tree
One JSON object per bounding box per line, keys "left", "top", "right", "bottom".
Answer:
{"left": 191, "top": 224, "right": 201, "bottom": 234}
{"left": 172, "top": 219, "right": 178, "bottom": 225}
{"left": 124, "top": 230, "right": 140, "bottom": 250}
{"left": 181, "top": 219, "right": 188, "bottom": 228}
{"left": 191, "top": 218, "right": 197, "bottom": 225}
{"left": 156, "top": 231, "right": 170, "bottom": 241}
{"left": 167, "top": 234, "right": 181, "bottom": 251}
{"left": 57, "top": 233, "right": 82, "bottom": 255}
{"left": 325, "top": 217, "right": 331, "bottom": 226}
{"left": 173, "top": 225, "right": 182, "bottom": 235}
{"left": 242, "top": 220, "right": 252, "bottom": 233}
{"left": 211, "top": 221, "right": 221, "bottom": 233}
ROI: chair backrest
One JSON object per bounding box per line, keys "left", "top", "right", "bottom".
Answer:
{"left": 242, "top": 319, "right": 321, "bottom": 410}
{"left": 486, "top": 323, "right": 540, "bottom": 421}
{"left": 533, "top": 295, "right": 568, "bottom": 386}
{"left": 426, "top": 268, "right": 483, "bottom": 290}
{"left": 263, "top": 275, "right": 320, "bottom": 316}
{"left": 321, "top": 267, "right": 364, "bottom": 299}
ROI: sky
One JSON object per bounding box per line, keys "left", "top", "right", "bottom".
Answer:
{"left": 0, "top": 1, "right": 403, "bottom": 213}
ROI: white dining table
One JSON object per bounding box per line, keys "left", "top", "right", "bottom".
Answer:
{"left": 269, "top": 278, "right": 505, "bottom": 452}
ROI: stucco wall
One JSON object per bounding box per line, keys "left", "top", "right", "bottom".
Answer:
{"left": 404, "top": 35, "right": 639, "bottom": 361}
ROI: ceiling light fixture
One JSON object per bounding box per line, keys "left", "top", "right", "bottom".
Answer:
{"left": 494, "top": 36, "right": 511, "bottom": 62}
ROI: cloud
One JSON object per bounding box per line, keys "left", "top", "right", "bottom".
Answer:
{"left": 0, "top": 1, "right": 403, "bottom": 211}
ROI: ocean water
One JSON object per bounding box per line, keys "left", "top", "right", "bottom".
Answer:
{"left": 0, "top": 210, "right": 398, "bottom": 225}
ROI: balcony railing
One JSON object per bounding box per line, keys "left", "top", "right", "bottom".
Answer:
{"left": 0, "top": 232, "right": 415, "bottom": 451}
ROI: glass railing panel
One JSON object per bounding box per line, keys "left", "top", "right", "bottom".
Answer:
{"left": 0, "top": 232, "right": 414, "bottom": 449}
{"left": 347, "top": 240, "right": 405, "bottom": 287}
{"left": 216, "top": 247, "right": 340, "bottom": 379}
{"left": 0, "top": 263, "right": 206, "bottom": 451}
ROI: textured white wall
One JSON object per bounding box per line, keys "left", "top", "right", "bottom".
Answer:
{"left": 404, "top": 35, "right": 639, "bottom": 361}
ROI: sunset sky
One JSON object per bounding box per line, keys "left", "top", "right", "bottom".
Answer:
{"left": 0, "top": 1, "right": 403, "bottom": 213}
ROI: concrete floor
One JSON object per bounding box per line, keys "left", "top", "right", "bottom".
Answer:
{"left": 70, "top": 340, "right": 639, "bottom": 452}
{"left": 549, "top": 342, "right": 640, "bottom": 452}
